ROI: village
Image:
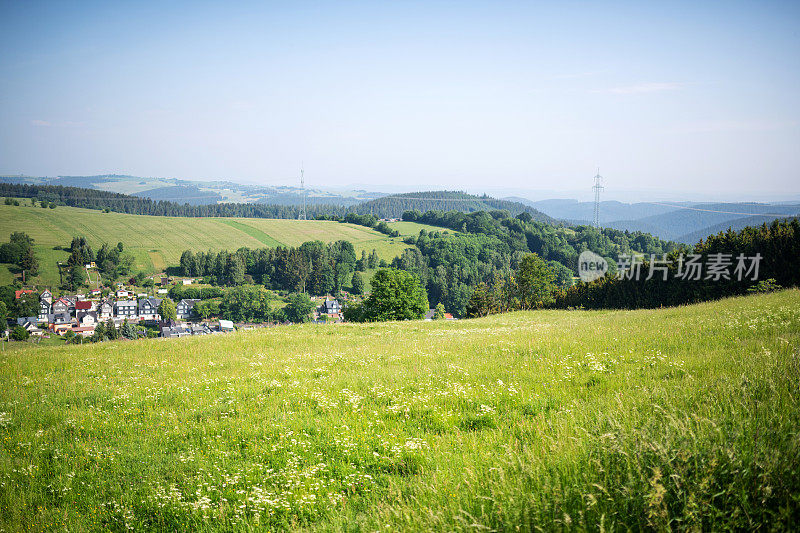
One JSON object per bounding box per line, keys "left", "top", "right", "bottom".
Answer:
{"left": 10, "top": 279, "right": 351, "bottom": 341}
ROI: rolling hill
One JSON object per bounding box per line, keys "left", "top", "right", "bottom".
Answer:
{"left": 524, "top": 197, "right": 800, "bottom": 244}
{"left": 0, "top": 203, "right": 419, "bottom": 287}
{"left": 1, "top": 290, "right": 798, "bottom": 530}
{"left": 607, "top": 203, "right": 800, "bottom": 242}
{"left": 351, "top": 191, "right": 558, "bottom": 223}
{"left": 0, "top": 174, "right": 385, "bottom": 206}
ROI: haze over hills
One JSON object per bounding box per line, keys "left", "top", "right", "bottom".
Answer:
{"left": 518, "top": 197, "right": 800, "bottom": 244}
{"left": 3, "top": 174, "right": 798, "bottom": 244}
{"left": 0, "top": 174, "right": 385, "bottom": 206}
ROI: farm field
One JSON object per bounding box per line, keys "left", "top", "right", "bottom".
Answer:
{"left": 1, "top": 290, "right": 798, "bottom": 530}
{"left": 0, "top": 203, "right": 413, "bottom": 286}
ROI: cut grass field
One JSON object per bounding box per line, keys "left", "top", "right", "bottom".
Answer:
{"left": 1, "top": 290, "right": 798, "bottom": 530}
{"left": 0, "top": 203, "right": 414, "bottom": 286}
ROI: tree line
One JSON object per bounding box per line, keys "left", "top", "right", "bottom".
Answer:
{"left": 178, "top": 240, "right": 381, "bottom": 295}
{"left": 0, "top": 183, "right": 348, "bottom": 219}
{"left": 553, "top": 219, "right": 800, "bottom": 309}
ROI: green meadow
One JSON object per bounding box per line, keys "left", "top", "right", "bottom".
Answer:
{"left": 1, "top": 290, "right": 798, "bottom": 530}
{"left": 0, "top": 202, "right": 414, "bottom": 286}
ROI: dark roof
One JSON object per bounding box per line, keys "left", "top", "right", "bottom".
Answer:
{"left": 322, "top": 300, "right": 340, "bottom": 312}
{"left": 139, "top": 298, "right": 163, "bottom": 309}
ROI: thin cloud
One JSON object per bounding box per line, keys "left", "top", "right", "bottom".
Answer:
{"left": 31, "top": 119, "right": 51, "bottom": 126}
{"left": 599, "top": 82, "right": 685, "bottom": 95}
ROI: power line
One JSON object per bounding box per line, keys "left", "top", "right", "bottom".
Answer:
{"left": 647, "top": 202, "right": 795, "bottom": 217}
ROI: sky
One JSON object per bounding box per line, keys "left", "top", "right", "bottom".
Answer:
{"left": 1, "top": 1, "right": 799, "bottom": 201}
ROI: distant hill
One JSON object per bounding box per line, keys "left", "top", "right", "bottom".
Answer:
{"left": 351, "top": 191, "right": 558, "bottom": 223}
{"left": 0, "top": 174, "right": 385, "bottom": 207}
{"left": 519, "top": 194, "right": 800, "bottom": 244}
{"left": 511, "top": 198, "right": 680, "bottom": 225}
{"left": 133, "top": 185, "right": 223, "bottom": 205}
{"left": 607, "top": 203, "right": 800, "bottom": 242}
{"left": 677, "top": 215, "right": 800, "bottom": 245}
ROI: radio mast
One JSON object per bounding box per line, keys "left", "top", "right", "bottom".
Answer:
{"left": 592, "top": 168, "right": 603, "bottom": 228}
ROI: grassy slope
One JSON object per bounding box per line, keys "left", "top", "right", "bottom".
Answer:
{"left": 387, "top": 221, "right": 457, "bottom": 236}
{"left": 0, "top": 203, "right": 414, "bottom": 286}
{"left": 1, "top": 291, "right": 798, "bottom": 530}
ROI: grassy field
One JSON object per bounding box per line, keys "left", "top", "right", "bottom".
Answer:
{"left": 387, "top": 221, "right": 455, "bottom": 236}
{"left": 1, "top": 290, "right": 798, "bottom": 530}
{"left": 0, "top": 203, "right": 414, "bottom": 286}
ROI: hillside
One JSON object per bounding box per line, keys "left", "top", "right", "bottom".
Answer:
{"left": 1, "top": 291, "right": 798, "bottom": 530}
{"left": 523, "top": 197, "right": 800, "bottom": 244}
{"left": 351, "top": 191, "right": 558, "bottom": 223}
{"left": 0, "top": 175, "right": 385, "bottom": 206}
{"left": 0, "top": 203, "right": 415, "bottom": 286}
{"left": 515, "top": 198, "right": 679, "bottom": 225}
{"left": 607, "top": 203, "right": 800, "bottom": 243}
{"left": 676, "top": 214, "right": 800, "bottom": 244}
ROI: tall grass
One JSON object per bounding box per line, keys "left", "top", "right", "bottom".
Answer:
{"left": 1, "top": 290, "right": 798, "bottom": 530}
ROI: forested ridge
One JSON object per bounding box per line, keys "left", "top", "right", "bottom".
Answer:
{"left": 0, "top": 183, "right": 349, "bottom": 219}
{"left": 0, "top": 183, "right": 556, "bottom": 223}
{"left": 350, "top": 190, "right": 557, "bottom": 222}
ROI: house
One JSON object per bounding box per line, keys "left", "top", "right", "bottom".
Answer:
{"left": 160, "top": 324, "right": 191, "bottom": 338}
{"left": 38, "top": 299, "right": 51, "bottom": 322}
{"left": 319, "top": 299, "right": 341, "bottom": 319}
{"left": 176, "top": 299, "right": 200, "bottom": 319}
{"left": 14, "top": 289, "right": 35, "bottom": 300}
{"left": 157, "top": 288, "right": 169, "bottom": 295}
{"left": 138, "top": 298, "right": 162, "bottom": 321}
{"left": 219, "top": 320, "right": 234, "bottom": 332}
{"left": 16, "top": 317, "right": 43, "bottom": 336}
{"left": 160, "top": 276, "right": 169, "bottom": 286}
{"left": 424, "top": 309, "right": 457, "bottom": 321}
{"left": 52, "top": 297, "right": 71, "bottom": 315}
{"left": 90, "top": 288, "right": 102, "bottom": 297}
{"left": 72, "top": 325, "right": 95, "bottom": 337}
{"left": 190, "top": 323, "right": 213, "bottom": 336}
{"left": 98, "top": 299, "right": 114, "bottom": 319}
{"left": 48, "top": 312, "right": 72, "bottom": 326}
{"left": 52, "top": 323, "right": 72, "bottom": 335}
{"left": 181, "top": 279, "right": 194, "bottom": 285}
{"left": 115, "top": 300, "right": 138, "bottom": 319}
{"left": 79, "top": 312, "right": 98, "bottom": 326}
{"left": 75, "top": 300, "right": 94, "bottom": 320}
{"left": 160, "top": 322, "right": 213, "bottom": 338}
{"left": 40, "top": 289, "right": 53, "bottom": 304}
{"left": 116, "top": 289, "right": 131, "bottom": 299}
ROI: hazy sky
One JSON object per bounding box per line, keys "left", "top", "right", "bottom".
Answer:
{"left": 1, "top": 1, "right": 798, "bottom": 200}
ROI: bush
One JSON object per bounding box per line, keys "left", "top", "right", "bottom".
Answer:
{"left": 351, "top": 269, "right": 428, "bottom": 322}
{"left": 10, "top": 325, "right": 29, "bottom": 341}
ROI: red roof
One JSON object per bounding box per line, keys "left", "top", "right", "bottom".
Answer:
{"left": 76, "top": 301, "right": 92, "bottom": 310}
{"left": 15, "top": 289, "right": 35, "bottom": 299}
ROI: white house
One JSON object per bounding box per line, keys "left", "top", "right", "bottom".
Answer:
{"left": 138, "top": 298, "right": 162, "bottom": 321}
{"left": 176, "top": 299, "right": 200, "bottom": 319}
{"left": 115, "top": 300, "right": 138, "bottom": 319}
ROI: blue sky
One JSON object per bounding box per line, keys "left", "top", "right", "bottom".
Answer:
{"left": 1, "top": 1, "right": 798, "bottom": 200}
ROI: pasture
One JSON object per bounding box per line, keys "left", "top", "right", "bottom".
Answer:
{"left": 0, "top": 290, "right": 798, "bottom": 530}
{"left": 0, "top": 203, "right": 413, "bottom": 286}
